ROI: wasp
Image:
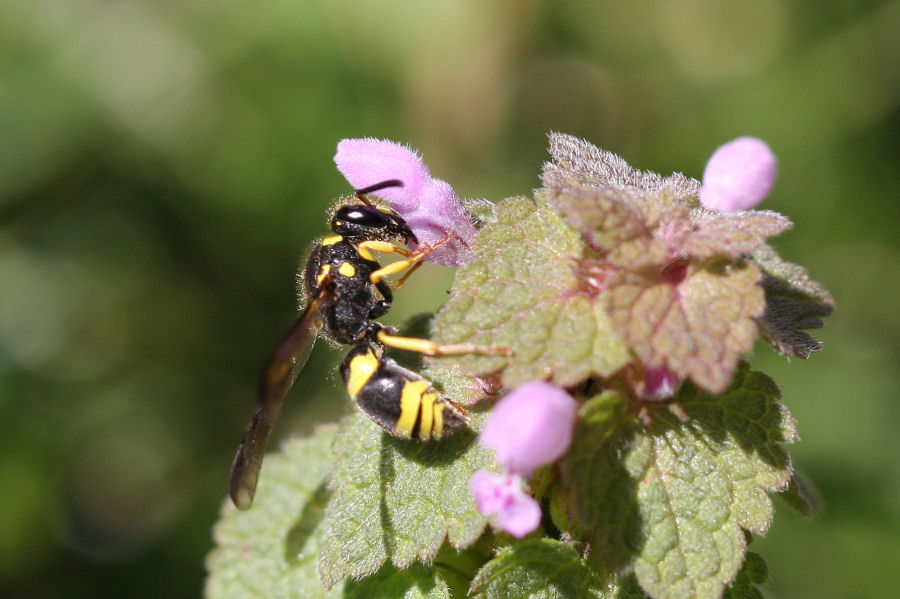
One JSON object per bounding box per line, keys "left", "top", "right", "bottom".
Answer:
{"left": 230, "top": 180, "right": 506, "bottom": 510}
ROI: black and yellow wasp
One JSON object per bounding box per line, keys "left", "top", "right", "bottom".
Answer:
{"left": 230, "top": 180, "right": 504, "bottom": 510}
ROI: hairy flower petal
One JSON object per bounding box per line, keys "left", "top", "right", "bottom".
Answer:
{"left": 334, "top": 138, "right": 429, "bottom": 211}
{"left": 334, "top": 138, "right": 476, "bottom": 265}
{"left": 700, "top": 137, "right": 777, "bottom": 212}
{"left": 471, "top": 471, "right": 541, "bottom": 538}
{"left": 480, "top": 381, "right": 578, "bottom": 477}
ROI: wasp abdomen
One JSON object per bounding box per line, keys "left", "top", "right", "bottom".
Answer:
{"left": 340, "top": 344, "right": 468, "bottom": 440}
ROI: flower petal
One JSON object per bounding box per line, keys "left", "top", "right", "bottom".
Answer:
{"left": 470, "top": 470, "right": 541, "bottom": 538}
{"left": 700, "top": 137, "right": 777, "bottom": 212}
{"left": 334, "top": 138, "right": 428, "bottom": 211}
{"left": 334, "top": 138, "right": 476, "bottom": 265}
{"left": 480, "top": 381, "right": 578, "bottom": 478}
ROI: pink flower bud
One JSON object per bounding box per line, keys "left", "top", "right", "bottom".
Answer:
{"left": 638, "top": 366, "right": 682, "bottom": 399}
{"left": 480, "top": 381, "right": 578, "bottom": 478}
{"left": 471, "top": 470, "right": 541, "bottom": 538}
{"left": 334, "top": 138, "right": 476, "bottom": 265}
{"left": 700, "top": 137, "right": 777, "bottom": 212}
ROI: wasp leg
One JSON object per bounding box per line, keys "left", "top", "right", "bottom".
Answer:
{"left": 364, "top": 234, "right": 455, "bottom": 287}
{"left": 358, "top": 239, "right": 415, "bottom": 259}
{"left": 386, "top": 259, "right": 425, "bottom": 291}
{"left": 375, "top": 329, "right": 512, "bottom": 357}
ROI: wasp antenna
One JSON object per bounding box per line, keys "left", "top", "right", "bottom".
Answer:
{"left": 355, "top": 179, "right": 404, "bottom": 204}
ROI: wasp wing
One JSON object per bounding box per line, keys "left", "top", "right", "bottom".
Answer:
{"left": 230, "top": 279, "right": 335, "bottom": 510}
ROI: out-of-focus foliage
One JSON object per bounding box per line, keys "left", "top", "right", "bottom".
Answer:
{"left": 0, "top": 1, "right": 896, "bottom": 598}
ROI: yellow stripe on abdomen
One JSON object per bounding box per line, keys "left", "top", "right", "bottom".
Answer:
{"left": 396, "top": 380, "right": 429, "bottom": 438}
{"left": 433, "top": 402, "right": 445, "bottom": 438}
{"left": 418, "top": 392, "right": 437, "bottom": 440}
{"left": 345, "top": 350, "right": 380, "bottom": 398}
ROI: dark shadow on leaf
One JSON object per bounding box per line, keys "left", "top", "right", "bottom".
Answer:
{"left": 388, "top": 427, "right": 478, "bottom": 467}
{"left": 284, "top": 480, "right": 331, "bottom": 564}
{"left": 379, "top": 433, "right": 397, "bottom": 557}
{"left": 664, "top": 362, "right": 792, "bottom": 471}
{"left": 562, "top": 395, "right": 645, "bottom": 573}
{"left": 614, "top": 573, "right": 650, "bottom": 599}
{"left": 342, "top": 562, "right": 439, "bottom": 599}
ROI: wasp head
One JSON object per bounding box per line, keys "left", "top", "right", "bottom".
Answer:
{"left": 331, "top": 204, "right": 417, "bottom": 245}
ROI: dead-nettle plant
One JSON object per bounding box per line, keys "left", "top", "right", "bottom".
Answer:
{"left": 206, "top": 134, "right": 833, "bottom": 599}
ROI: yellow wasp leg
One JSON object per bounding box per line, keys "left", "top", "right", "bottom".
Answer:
{"left": 375, "top": 330, "right": 512, "bottom": 357}
{"left": 365, "top": 234, "right": 455, "bottom": 287}
{"left": 357, "top": 240, "right": 414, "bottom": 261}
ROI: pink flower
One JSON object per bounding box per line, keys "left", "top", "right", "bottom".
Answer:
{"left": 334, "top": 138, "right": 477, "bottom": 266}
{"left": 699, "top": 137, "right": 777, "bottom": 212}
{"left": 471, "top": 382, "right": 578, "bottom": 537}
{"left": 480, "top": 381, "right": 578, "bottom": 478}
{"left": 470, "top": 471, "right": 541, "bottom": 538}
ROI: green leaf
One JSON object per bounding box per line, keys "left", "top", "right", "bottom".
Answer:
{"left": 205, "top": 426, "right": 340, "bottom": 599}
{"left": 318, "top": 401, "right": 495, "bottom": 589}
{"left": 432, "top": 196, "right": 629, "bottom": 388}
{"left": 780, "top": 470, "right": 823, "bottom": 517}
{"left": 721, "top": 552, "right": 768, "bottom": 599}
{"left": 562, "top": 364, "right": 795, "bottom": 599}
{"left": 470, "top": 538, "right": 619, "bottom": 599}
{"left": 751, "top": 245, "right": 834, "bottom": 359}
{"left": 343, "top": 562, "right": 453, "bottom": 599}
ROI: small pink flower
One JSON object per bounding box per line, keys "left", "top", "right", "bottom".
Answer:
{"left": 480, "top": 381, "right": 578, "bottom": 478}
{"left": 471, "top": 470, "right": 541, "bottom": 538}
{"left": 334, "top": 138, "right": 477, "bottom": 266}
{"left": 700, "top": 137, "right": 777, "bottom": 212}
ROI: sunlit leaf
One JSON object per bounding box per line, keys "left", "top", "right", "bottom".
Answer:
{"left": 562, "top": 364, "right": 795, "bottom": 599}
{"left": 318, "top": 405, "right": 494, "bottom": 589}
{"left": 206, "top": 426, "right": 340, "bottom": 599}
{"left": 433, "top": 197, "right": 630, "bottom": 388}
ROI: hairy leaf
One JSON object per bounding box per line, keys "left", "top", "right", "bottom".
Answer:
{"left": 318, "top": 403, "right": 494, "bottom": 589}
{"left": 206, "top": 426, "right": 340, "bottom": 599}
{"left": 605, "top": 261, "right": 764, "bottom": 394}
{"left": 683, "top": 209, "right": 792, "bottom": 260}
{"left": 721, "top": 552, "right": 768, "bottom": 599}
{"left": 562, "top": 364, "right": 795, "bottom": 599}
{"left": 432, "top": 197, "right": 630, "bottom": 388}
{"left": 751, "top": 246, "right": 834, "bottom": 358}
{"left": 780, "top": 471, "right": 823, "bottom": 517}
{"left": 541, "top": 134, "right": 695, "bottom": 270}
{"left": 343, "top": 562, "right": 455, "bottom": 599}
{"left": 544, "top": 133, "right": 700, "bottom": 200}
{"left": 535, "top": 185, "right": 674, "bottom": 270}
{"left": 470, "top": 538, "right": 631, "bottom": 599}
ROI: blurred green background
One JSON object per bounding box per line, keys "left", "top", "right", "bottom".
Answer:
{"left": 1, "top": 0, "right": 897, "bottom": 597}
